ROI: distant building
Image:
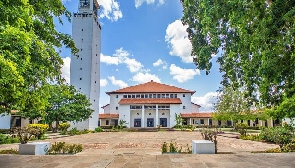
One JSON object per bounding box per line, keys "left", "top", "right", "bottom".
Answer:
{"left": 100, "top": 80, "right": 207, "bottom": 128}
{"left": 70, "top": 0, "right": 101, "bottom": 130}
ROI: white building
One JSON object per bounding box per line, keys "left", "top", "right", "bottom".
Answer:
{"left": 100, "top": 80, "right": 202, "bottom": 128}
{"left": 70, "top": 0, "right": 101, "bottom": 130}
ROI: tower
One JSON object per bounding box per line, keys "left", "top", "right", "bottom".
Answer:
{"left": 70, "top": 0, "right": 101, "bottom": 130}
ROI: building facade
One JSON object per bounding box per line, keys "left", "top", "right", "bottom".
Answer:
{"left": 100, "top": 80, "right": 204, "bottom": 128}
{"left": 70, "top": 0, "right": 101, "bottom": 130}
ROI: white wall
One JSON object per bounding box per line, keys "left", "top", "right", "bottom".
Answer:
{"left": 191, "top": 103, "right": 200, "bottom": 112}
{"left": 119, "top": 105, "right": 130, "bottom": 127}
{"left": 170, "top": 104, "right": 181, "bottom": 127}
{"left": 0, "top": 113, "right": 11, "bottom": 129}
{"left": 178, "top": 93, "right": 192, "bottom": 114}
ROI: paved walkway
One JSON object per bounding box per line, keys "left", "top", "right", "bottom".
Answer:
{"left": 1, "top": 131, "right": 295, "bottom": 167}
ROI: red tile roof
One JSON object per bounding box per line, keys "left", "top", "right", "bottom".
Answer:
{"left": 99, "top": 114, "right": 119, "bottom": 119}
{"left": 106, "top": 80, "right": 195, "bottom": 95}
{"left": 119, "top": 98, "right": 182, "bottom": 104}
{"left": 181, "top": 113, "right": 212, "bottom": 118}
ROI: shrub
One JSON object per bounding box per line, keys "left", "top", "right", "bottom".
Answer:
{"left": 95, "top": 127, "right": 103, "bottom": 132}
{"left": 12, "top": 127, "right": 40, "bottom": 144}
{"left": 69, "top": 128, "right": 81, "bottom": 136}
{"left": 81, "top": 129, "right": 91, "bottom": 134}
{"left": 260, "top": 126, "right": 293, "bottom": 148}
{"left": 28, "top": 124, "right": 49, "bottom": 139}
{"left": 235, "top": 123, "right": 248, "bottom": 136}
{"left": 239, "top": 134, "right": 261, "bottom": 141}
{"left": 161, "top": 141, "right": 191, "bottom": 154}
{"left": 0, "top": 148, "right": 18, "bottom": 154}
{"left": 0, "top": 134, "right": 19, "bottom": 144}
{"left": 48, "top": 142, "right": 83, "bottom": 155}
{"left": 58, "top": 123, "right": 70, "bottom": 133}
{"left": 0, "top": 129, "right": 10, "bottom": 134}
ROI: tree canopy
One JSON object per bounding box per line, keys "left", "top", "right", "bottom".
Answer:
{"left": 44, "top": 84, "right": 93, "bottom": 131}
{"left": 181, "top": 0, "right": 295, "bottom": 109}
{"left": 0, "top": 0, "right": 78, "bottom": 114}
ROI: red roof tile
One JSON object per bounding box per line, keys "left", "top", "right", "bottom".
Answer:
{"left": 181, "top": 113, "right": 212, "bottom": 118}
{"left": 106, "top": 80, "right": 195, "bottom": 95}
{"left": 119, "top": 98, "right": 182, "bottom": 104}
{"left": 99, "top": 114, "right": 119, "bottom": 119}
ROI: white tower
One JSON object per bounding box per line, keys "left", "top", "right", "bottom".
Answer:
{"left": 70, "top": 0, "right": 101, "bottom": 130}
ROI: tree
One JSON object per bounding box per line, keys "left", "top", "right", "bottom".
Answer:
{"left": 44, "top": 84, "right": 93, "bottom": 132}
{"left": 0, "top": 0, "right": 78, "bottom": 115}
{"left": 181, "top": 0, "right": 295, "bottom": 108}
{"left": 213, "top": 86, "right": 253, "bottom": 126}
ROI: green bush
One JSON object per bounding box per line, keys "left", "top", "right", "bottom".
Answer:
{"left": 95, "top": 127, "right": 103, "bottom": 132}
{"left": 58, "top": 122, "right": 70, "bottom": 133}
{"left": 0, "top": 148, "right": 18, "bottom": 154}
{"left": 239, "top": 134, "right": 261, "bottom": 141}
{"left": 0, "top": 134, "right": 20, "bottom": 144}
{"left": 69, "top": 128, "right": 81, "bottom": 136}
{"left": 235, "top": 123, "right": 248, "bottom": 136}
{"left": 48, "top": 142, "right": 83, "bottom": 155}
{"left": 260, "top": 126, "right": 293, "bottom": 148}
{"left": 28, "top": 124, "right": 49, "bottom": 139}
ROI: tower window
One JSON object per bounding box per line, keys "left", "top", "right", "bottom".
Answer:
{"left": 81, "top": 58, "right": 82, "bottom": 60}
{"left": 183, "top": 94, "right": 185, "bottom": 97}
{"left": 82, "top": 29, "right": 83, "bottom": 31}
{"left": 80, "top": 49, "right": 82, "bottom": 51}
{"left": 79, "top": 88, "right": 81, "bottom": 90}
{"left": 183, "top": 106, "right": 186, "bottom": 109}
{"left": 96, "top": 54, "right": 97, "bottom": 56}
{"left": 95, "top": 81, "right": 96, "bottom": 83}
{"left": 94, "top": 99, "right": 95, "bottom": 102}
{"left": 116, "top": 95, "right": 118, "bottom": 98}
{"left": 116, "top": 106, "right": 118, "bottom": 110}
{"left": 80, "top": 68, "right": 82, "bottom": 70}
{"left": 80, "top": 78, "right": 82, "bottom": 80}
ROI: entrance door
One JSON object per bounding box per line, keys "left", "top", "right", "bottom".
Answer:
{"left": 147, "top": 118, "right": 154, "bottom": 127}
{"left": 160, "top": 118, "right": 167, "bottom": 127}
{"left": 134, "top": 119, "right": 141, "bottom": 127}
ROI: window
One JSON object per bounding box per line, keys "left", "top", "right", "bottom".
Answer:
{"left": 157, "top": 94, "right": 161, "bottom": 98}
{"left": 183, "top": 106, "right": 186, "bottom": 109}
{"left": 141, "top": 94, "right": 144, "bottom": 98}
{"left": 128, "top": 95, "right": 131, "bottom": 98}
{"left": 80, "top": 68, "right": 82, "bottom": 70}
{"left": 132, "top": 95, "right": 135, "bottom": 98}
{"left": 183, "top": 94, "right": 185, "bottom": 97}
{"left": 106, "top": 120, "right": 109, "bottom": 125}
{"left": 96, "top": 54, "right": 97, "bottom": 56}
{"left": 82, "top": 29, "right": 83, "bottom": 31}
{"left": 123, "top": 95, "right": 127, "bottom": 98}
{"left": 149, "top": 94, "right": 152, "bottom": 98}
{"left": 80, "top": 78, "right": 82, "bottom": 80}
{"left": 80, "top": 49, "right": 83, "bottom": 51}
{"left": 94, "top": 99, "right": 95, "bottom": 102}
{"left": 116, "top": 95, "right": 118, "bottom": 98}
{"left": 95, "top": 81, "right": 96, "bottom": 83}
{"left": 136, "top": 94, "right": 140, "bottom": 98}
{"left": 153, "top": 94, "right": 156, "bottom": 98}
{"left": 175, "top": 94, "right": 177, "bottom": 98}
{"left": 79, "top": 88, "right": 81, "bottom": 90}
{"left": 170, "top": 94, "right": 174, "bottom": 98}
{"left": 200, "top": 119, "right": 204, "bottom": 124}
{"left": 116, "top": 106, "right": 118, "bottom": 110}
{"left": 162, "top": 94, "right": 165, "bottom": 98}
{"left": 145, "top": 94, "right": 148, "bottom": 98}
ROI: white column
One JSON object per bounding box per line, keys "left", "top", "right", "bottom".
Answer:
{"left": 141, "top": 105, "right": 145, "bottom": 128}
{"left": 190, "top": 118, "right": 192, "bottom": 125}
{"left": 156, "top": 105, "right": 158, "bottom": 127}
{"left": 208, "top": 118, "right": 210, "bottom": 126}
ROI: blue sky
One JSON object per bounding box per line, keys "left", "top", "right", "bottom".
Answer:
{"left": 59, "top": 0, "right": 222, "bottom": 112}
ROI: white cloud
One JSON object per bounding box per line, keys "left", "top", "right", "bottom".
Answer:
{"left": 192, "top": 92, "right": 218, "bottom": 112}
{"left": 100, "top": 53, "right": 120, "bottom": 65}
{"left": 132, "top": 72, "right": 161, "bottom": 83}
{"left": 169, "top": 64, "right": 200, "bottom": 83}
{"left": 135, "top": 0, "right": 165, "bottom": 8}
{"left": 97, "top": 0, "right": 123, "bottom": 21}
{"left": 100, "top": 79, "right": 108, "bottom": 87}
{"left": 165, "top": 20, "right": 193, "bottom": 63}
{"left": 101, "top": 47, "right": 143, "bottom": 73}
{"left": 153, "top": 59, "right": 167, "bottom": 69}
{"left": 124, "top": 58, "right": 143, "bottom": 73}
{"left": 108, "top": 76, "right": 128, "bottom": 88}
{"left": 61, "top": 57, "right": 71, "bottom": 84}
